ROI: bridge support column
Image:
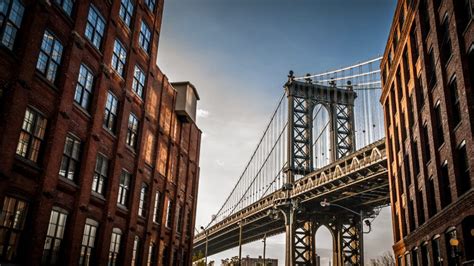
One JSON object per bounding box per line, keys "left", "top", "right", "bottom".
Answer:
{"left": 334, "top": 216, "right": 363, "bottom": 265}
{"left": 275, "top": 198, "right": 296, "bottom": 266}
{"left": 294, "top": 220, "right": 316, "bottom": 265}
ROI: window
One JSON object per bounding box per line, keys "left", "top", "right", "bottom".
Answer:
{"left": 417, "top": 75, "right": 425, "bottom": 108}
{"left": 440, "top": 161, "right": 451, "bottom": 208}
{"left": 422, "top": 125, "right": 431, "bottom": 164}
{"left": 16, "top": 107, "right": 47, "bottom": 162}
{"left": 143, "top": 130, "right": 155, "bottom": 165}
{"left": 439, "top": 15, "right": 452, "bottom": 64}
{"left": 144, "top": 0, "right": 155, "bottom": 12}
{"left": 103, "top": 91, "right": 118, "bottom": 132}
{"left": 53, "top": 0, "right": 74, "bottom": 16}
{"left": 434, "top": 101, "right": 444, "bottom": 147}
{"left": 0, "top": 196, "right": 28, "bottom": 262}
{"left": 147, "top": 242, "right": 157, "bottom": 266}
{"left": 0, "top": 0, "right": 24, "bottom": 50}
{"left": 131, "top": 236, "right": 141, "bottom": 266}
{"left": 132, "top": 65, "right": 146, "bottom": 98}
{"left": 85, "top": 5, "right": 105, "bottom": 50}
{"left": 432, "top": 236, "right": 442, "bottom": 265}
{"left": 108, "top": 228, "right": 122, "bottom": 266}
{"left": 138, "top": 183, "right": 148, "bottom": 217}
{"left": 176, "top": 205, "right": 183, "bottom": 233}
{"left": 456, "top": 141, "right": 471, "bottom": 195}
{"left": 427, "top": 177, "right": 437, "bottom": 217}
{"left": 416, "top": 188, "right": 425, "bottom": 225}
{"left": 404, "top": 153, "right": 411, "bottom": 187}
{"left": 427, "top": 49, "right": 437, "bottom": 90}
{"left": 421, "top": 242, "right": 430, "bottom": 265}
{"left": 117, "top": 171, "right": 130, "bottom": 207}
{"left": 119, "top": 0, "right": 134, "bottom": 28}
{"left": 92, "top": 154, "right": 108, "bottom": 195}
{"left": 111, "top": 39, "right": 127, "bottom": 77}
{"left": 420, "top": 0, "right": 430, "bottom": 39}
{"left": 36, "top": 30, "right": 63, "bottom": 83}
{"left": 126, "top": 113, "right": 139, "bottom": 149}
{"left": 153, "top": 191, "right": 161, "bottom": 223}
{"left": 410, "top": 26, "right": 418, "bottom": 60}
{"left": 74, "top": 64, "right": 94, "bottom": 110}
{"left": 408, "top": 95, "right": 415, "bottom": 128}
{"left": 411, "top": 248, "right": 419, "bottom": 266}
{"left": 448, "top": 77, "right": 461, "bottom": 127}
{"left": 42, "top": 208, "right": 68, "bottom": 265}
{"left": 79, "top": 218, "right": 98, "bottom": 266}
{"left": 412, "top": 140, "right": 420, "bottom": 175}
{"left": 454, "top": 0, "right": 473, "bottom": 33}
{"left": 138, "top": 21, "right": 151, "bottom": 53}
{"left": 165, "top": 199, "right": 173, "bottom": 228}
{"left": 59, "top": 134, "right": 81, "bottom": 181}
{"left": 405, "top": 252, "right": 411, "bottom": 266}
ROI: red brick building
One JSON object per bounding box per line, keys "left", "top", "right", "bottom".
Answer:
{"left": 381, "top": 0, "right": 473, "bottom": 265}
{"left": 0, "top": 0, "right": 201, "bottom": 265}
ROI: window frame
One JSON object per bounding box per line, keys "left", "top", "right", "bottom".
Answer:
{"left": 16, "top": 107, "right": 47, "bottom": 163}
{"left": 74, "top": 64, "right": 95, "bottom": 111}
{"left": 152, "top": 191, "right": 161, "bottom": 224}
{"left": 131, "top": 236, "right": 141, "bottom": 266}
{"left": 117, "top": 170, "right": 131, "bottom": 207}
{"left": 108, "top": 228, "right": 122, "bottom": 266}
{"left": 126, "top": 113, "right": 139, "bottom": 149}
{"left": 103, "top": 91, "right": 118, "bottom": 133}
{"left": 53, "top": 0, "right": 74, "bottom": 17}
{"left": 79, "top": 218, "right": 98, "bottom": 266}
{"left": 42, "top": 207, "right": 68, "bottom": 265}
{"left": 144, "top": 0, "right": 156, "bottom": 12}
{"left": 138, "top": 20, "right": 151, "bottom": 54}
{"left": 36, "top": 30, "right": 63, "bottom": 83}
{"left": 132, "top": 64, "right": 146, "bottom": 98}
{"left": 59, "top": 134, "right": 81, "bottom": 181}
{"left": 119, "top": 0, "right": 134, "bottom": 28}
{"left": 0, "top": 0, "right": 25, "bottom": 50}
{"left": 138, "top": 183, "right": 148, "bottom": 217}
{"left": 0, "top": 196, "right": 28, "bottom": 261}
{"left": 84, "top": 4, "right": 106, "bottom": 50}
{"left": 92, "top": 154, "right": 108, "bottom": 195}
{"left": 111, "top": 39, "right": 127, "bottom": 77}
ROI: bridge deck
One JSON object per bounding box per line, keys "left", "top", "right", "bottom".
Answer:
{"left": 193, "top": 139, "right": 389, "bottom": 256}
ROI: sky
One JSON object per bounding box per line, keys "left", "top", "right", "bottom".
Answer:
{"left": 157, "top": 0, "right": 397, "bottom": 264}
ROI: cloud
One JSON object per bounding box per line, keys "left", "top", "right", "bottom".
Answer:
{"left": 197, "top": 109, "right": 210, "bottom": 118}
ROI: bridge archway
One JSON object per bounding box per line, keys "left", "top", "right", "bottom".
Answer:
{"left": 314, "top": 224, "right": 335, "bottom": 266}
{"left": 312, "top": 103, "right": 331, "bottom": 170}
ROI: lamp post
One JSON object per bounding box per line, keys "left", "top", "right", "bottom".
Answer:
{"left": 262, "top": 234, "right": 266, "bottom": 266}
{"left": 238, "top": 220, "right": 244, "bottom": 266}
{"left": 200, "top": 226, "right": 208, "bottom": 265}
{"left": 320, "top": 199, "right": 371, "bottom": 266}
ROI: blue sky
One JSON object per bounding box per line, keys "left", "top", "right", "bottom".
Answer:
{"left": 158, "top": 0, "right": 397, "bottom": 264}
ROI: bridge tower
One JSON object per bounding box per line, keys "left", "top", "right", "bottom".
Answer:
{"left": 281, "top": 71, "right": 361, "bottom": 265}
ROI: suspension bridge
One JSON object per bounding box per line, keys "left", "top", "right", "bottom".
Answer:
{"left": 193, "top": 57, "right": 389, "bottom": 265}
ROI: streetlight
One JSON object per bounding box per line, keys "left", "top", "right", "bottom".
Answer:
{"left": 200, "top": 226, "right": 208, "bottom": 265}
{"left": 262, "top": 234, "right": 266, "bottom": 266}
{"left": 238, "top": 220, "right": 244, "bottom": 266}
{"left": 320, "top": 199, "right": 372, "bottom": 265}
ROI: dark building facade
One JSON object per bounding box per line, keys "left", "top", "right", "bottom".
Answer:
{"left": 0, "top": 0, "right": 201, "bottom": 265}
{"left": 381, "top": 0, "right": 474, "bottom": 265}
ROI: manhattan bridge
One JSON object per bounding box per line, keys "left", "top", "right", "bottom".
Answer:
{"left": 193, "top": 57, "right": 389, "bottom": 265}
